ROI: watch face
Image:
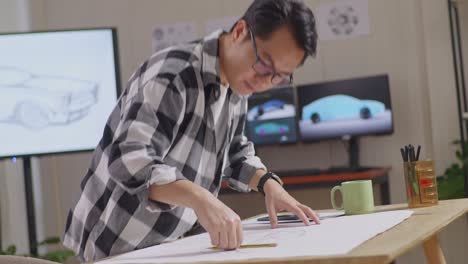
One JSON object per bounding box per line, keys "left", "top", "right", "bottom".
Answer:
{"left": 272, "top": 173, "right": 284, "bottom": 185}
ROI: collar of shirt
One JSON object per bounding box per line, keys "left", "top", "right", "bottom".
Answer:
{"left": 200, "top": 30, "right": 242, "bottom": 106}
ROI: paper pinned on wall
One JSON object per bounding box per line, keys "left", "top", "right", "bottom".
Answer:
{"left": 205, "top": 16, "right": 239, "bottom": 34}
{"left": 152, "top": 22, "right": 197, "bottom": 53}
{"left": 316, "top": 0, "right": 371, "bottom": 41}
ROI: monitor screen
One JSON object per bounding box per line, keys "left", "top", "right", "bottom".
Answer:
{"left": 297, "top": 75, "right": 393, "bottom": 142}
{"left": 246, "top": 86, "right": 298, "bottom": 145}
{"left": 0, "top": 28, "right": 120, "bottom": 158}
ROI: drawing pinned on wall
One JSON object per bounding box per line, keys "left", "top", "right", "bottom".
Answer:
{"left": 152, "top": 22, "right": 197, "bottom": 53}
{"left": 316, "top": 0, "right": 370, "bottom": 41}
{"left": 205, "top": 16, "right": 239, "bottom": 34}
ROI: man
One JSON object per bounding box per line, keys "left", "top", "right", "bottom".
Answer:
{"left": 63, "top": 0, "right": 318, "bottom": 261}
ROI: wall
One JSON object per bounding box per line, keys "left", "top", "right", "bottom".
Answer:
{"left": 457, "top": 0, "right": 468, "bottom": 124}
{"left": 461, "top": 0, "right": 468, "bottom": 84}
{"left": 1, "top": 0, "right": 466, "bottom": 262}
{"left": 0, "top": 0, "right": 33, "bottom": 255}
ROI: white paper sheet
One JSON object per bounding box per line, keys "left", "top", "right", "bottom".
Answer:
{"left": 97, "top": 210, "right": 412, "bottom": 264}
{"left": 317, "top": 0, "right": 370, "bottom": 40}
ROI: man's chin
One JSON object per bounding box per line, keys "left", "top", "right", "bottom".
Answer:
{"left": 230, "top": 85, "right": 252, "bottom": 96}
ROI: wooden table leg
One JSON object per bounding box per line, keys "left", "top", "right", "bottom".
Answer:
{"left": 423, "top": 234, "right": 446, "bottom": 264}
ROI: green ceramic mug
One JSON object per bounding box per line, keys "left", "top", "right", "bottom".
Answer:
{"left": 331, "top": 180, "right": 375, "bottom": 215}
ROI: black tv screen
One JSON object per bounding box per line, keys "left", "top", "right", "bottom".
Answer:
{"left": 0, "top": 28, "right": 120, "bottom": 158}
{"left": 297, "top": 75, "right": 393, "bottom": 142}
{"left": 246, "top": 86, "right": 297, "bottom": 145}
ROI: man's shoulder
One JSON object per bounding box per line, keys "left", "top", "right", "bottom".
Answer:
{"left": 146, "top": 41, "right": 203, "bottom": 78}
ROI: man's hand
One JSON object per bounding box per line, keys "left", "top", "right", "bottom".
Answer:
{"left": 149, "top": 180, "right": 242, "bottom": 250}
{"left": 193, "top": 194, "right": 243, "bottom": 250}
{"left": 263, "top": 179, "right": 320, "bottom": 228}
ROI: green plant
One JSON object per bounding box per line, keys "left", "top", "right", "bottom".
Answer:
{"left": 437, "top": 140, "right": 467, "bottom": 200}
{"left": 0, "top": 237, "right": 75, "bottom": 263}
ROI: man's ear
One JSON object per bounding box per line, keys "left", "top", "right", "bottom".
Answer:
{"left": 231, "top": 19, "right": 249, "bottom": 44}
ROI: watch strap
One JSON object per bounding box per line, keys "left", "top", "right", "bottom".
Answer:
{"left": 257, "top": 171, "right": 281, "bottom": 195}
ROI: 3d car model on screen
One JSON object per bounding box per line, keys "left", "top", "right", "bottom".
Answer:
{"left": 247, "top": 99, "right": 295, "bottom": 121}
{"left": 255, "top": 122, "right": 290, "bottom": 136}
{"left": 302, "top": 95, "right": 386, "bottom": 123}
{"left": 0, "top": 67, "right": 99, "bottom": 130}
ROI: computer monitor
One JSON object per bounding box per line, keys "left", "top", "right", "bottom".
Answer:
{"left": 0, "top": 28, "right": 121, "bottom": 158}
{"left": 246, "top": 86, "right": 298, "bottom": 146}
{"left": 297, "top": 75, "right": 393, "bottom": 142}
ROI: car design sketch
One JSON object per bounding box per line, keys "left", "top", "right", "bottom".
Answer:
{"left": 302, "top": 94, "right": 385, "bottom": 123}
{"left": 255, "top": 122, "right": 290, "bottom": 136}
{"left": 0, "top": 66, "right": 99, "bottom": 130}
{"left": 247, "top": 99, "right": 295, "bottom": 121}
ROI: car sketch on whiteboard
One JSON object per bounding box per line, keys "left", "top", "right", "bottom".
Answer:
{"left": 0, "top": 66, "right": 99, "bottom": 130}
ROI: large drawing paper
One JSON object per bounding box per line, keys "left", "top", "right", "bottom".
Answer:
{"left": 97, "top": 210, "right": 413, "bottom": 264}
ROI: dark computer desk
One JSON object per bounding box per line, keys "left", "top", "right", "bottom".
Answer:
{"left": 220, "top": 167, "right": 391, "bottom": 205}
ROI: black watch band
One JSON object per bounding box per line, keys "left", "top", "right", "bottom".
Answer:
{"left": 257, "top": 171, "right": 282, "bottom": 195}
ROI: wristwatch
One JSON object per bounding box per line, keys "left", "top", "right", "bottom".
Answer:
{"left": 257, "top": 171, "right": 283, "bottom": 195}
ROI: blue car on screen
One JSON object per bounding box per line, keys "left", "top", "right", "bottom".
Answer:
{"left": 247, "top": 99, "right": 296, "bottom": 121}
{"left": 302, "top": 95, "right": 385, "bottom": 123}
{"left": 255, "top": 122, "right": 289, "bottom": 136}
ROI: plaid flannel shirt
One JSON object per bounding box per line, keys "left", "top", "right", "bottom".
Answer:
{"left": 63, "top": 30, "right": 266, "bottom": 262}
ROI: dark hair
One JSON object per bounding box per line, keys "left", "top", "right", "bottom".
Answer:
{"left": 240, "top": 0, "right": 317, "bottom": 63}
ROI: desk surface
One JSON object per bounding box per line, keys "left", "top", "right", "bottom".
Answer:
{"left": 345, "top": 199, "right": 468, "bottom": 263}
{"left": 236, "top": 198, "right": 468, "bottom": 264}
{"left": 97, "top": 199, "right": 467, "bottom": 264}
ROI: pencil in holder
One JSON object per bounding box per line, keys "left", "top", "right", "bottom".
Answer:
{"left": 403, "top": 160, "right": 438, "bottom": 208}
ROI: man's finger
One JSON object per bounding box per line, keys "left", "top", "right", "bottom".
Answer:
{"left": 228, "top": 222, "right": 237, "bottom": 250}
{"left": 236, "top": 220, "right": 243, "bottom": 248}
{"left": 219, "top": 230, "right": 229, "bottom": 249}
{"left": 266, "top": 200, "right": 278, "bottom": 229}
{"left": 288, "top": 205, "right": 310, "bottom": 226}
{"left": 298, "top": 204, "right": 320, "bottom": 224}
{"left": 209, "top": 230, "right": 220, "bottom": 246}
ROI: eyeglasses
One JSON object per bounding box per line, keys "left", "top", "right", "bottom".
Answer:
{"left": 248, "top": 28, "right": 293, "bottom": 86}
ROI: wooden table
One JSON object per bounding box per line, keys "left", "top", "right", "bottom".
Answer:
{"left": 237, "top": 199, "right": 468, "bottom": 264}
{"left": 96, "top": 199, "right": 467, "bottom": 264}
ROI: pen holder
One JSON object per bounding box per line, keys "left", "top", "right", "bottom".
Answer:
{"left": 403, "top": 160, "right": 438, "bottom": 208}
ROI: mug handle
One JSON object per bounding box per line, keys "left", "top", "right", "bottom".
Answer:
{"left": 331, "top": 185, "right": 344, "bottom": 210}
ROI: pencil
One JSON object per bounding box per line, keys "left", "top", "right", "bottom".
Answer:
{"left": 416, "top": 145, "right": 421, "bottom": 161}
{"left": 209, "top": 243, "right": 277, "bottom": 250}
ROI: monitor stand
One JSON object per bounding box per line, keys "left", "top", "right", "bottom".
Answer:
{"left": 23, "top": 156, "right": 38, "bottom": 255}
{"left": 328, "top": 136, "right": 361, "bottom": 173}
{"left": 347, "top": 136, "right": 360, "bottom": 170}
